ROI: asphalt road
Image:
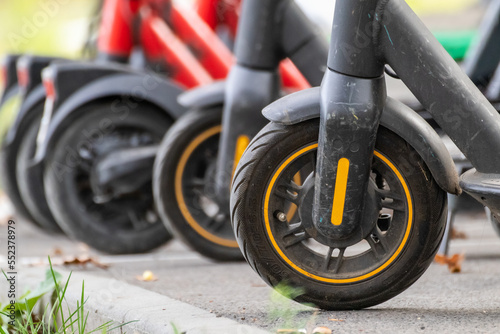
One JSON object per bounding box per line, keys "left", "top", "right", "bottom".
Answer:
{"left": 7, "top": 196, "right": 500, "bottom": 333}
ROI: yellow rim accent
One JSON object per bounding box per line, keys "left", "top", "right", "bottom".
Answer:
{"left": 264, "top": 146, "right": 413, "bottom": 283}
{"left": 175, "top": 125, "right": 239, "bottom": 248}
{"left": 331, "top": 158, "right": 350, "bottom": 226}
{"left": 231, "top": 135, "right": 250, "bottom": 182}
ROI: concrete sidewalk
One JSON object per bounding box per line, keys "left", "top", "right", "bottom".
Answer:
{"left": 18, "top": 266, "right": 269, "bottom": 334}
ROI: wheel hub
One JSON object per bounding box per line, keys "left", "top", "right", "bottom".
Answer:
{"left": 299, "top": 175, "right": 381, "bottom": 248}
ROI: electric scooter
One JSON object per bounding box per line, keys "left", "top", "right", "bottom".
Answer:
{"left": 0, "top": 0, "right": 235, "bottom": 239}
{"left": 20, "top": 0, "right": 233, "bottom": 253}
{"left": 33, "top": 0, "right": 307, "bottom": 254}
{"left": 153, "top": 0, "right": 327, "bottom": 261}
{"left": 230, "top": 0, "right": 500, "bottom": 310}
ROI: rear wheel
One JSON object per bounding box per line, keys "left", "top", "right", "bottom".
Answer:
{"left": 153, "top": 108, "right": 243, "bottom": 261}
{"left": 231, "top": 119, "right": 447, "bottom": 310}
{"left": 44, "top": 101, "right": 173, "bottom": 254}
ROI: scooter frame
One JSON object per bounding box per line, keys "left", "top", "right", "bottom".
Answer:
{"left": 264, "top": 0, "right": 500, "bottom": 237}
{"left": 211, "top": 0, "right": 327, "bottom": 206}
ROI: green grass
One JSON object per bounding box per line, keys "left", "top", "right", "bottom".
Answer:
{"left": 0, "top": 257, "right": 136, "bottom": 333}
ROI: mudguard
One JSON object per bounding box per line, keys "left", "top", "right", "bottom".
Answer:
{"left": 178, "top": 80, "right": 226, "bottom": 109}
{"left": 4, "top": 84, "right": 45, "bottom": 147}
{"left": 0, "top": 54, "right": 20, "bottom": 105}
{"left": 263, "top": 87, "right": 461, "bottom": 195}
{"left": 34, "top": 64, "right": 185, "bottom": 164}
{"left": 17, "top": 55, "right": 63, "bottom": 95}
{"left": 3, "top": 56, "right": 67, "bottom": 146}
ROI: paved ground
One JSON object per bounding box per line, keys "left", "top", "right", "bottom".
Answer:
{"left": 1, "top": 195, "right": 499, "bottom": 333}
{"left": 1, "top": 1, "right": 497, "bottom": 333}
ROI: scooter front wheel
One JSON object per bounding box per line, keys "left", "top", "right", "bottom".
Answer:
{"left": 153, "top": 107, "right": 244, "bottom": 261}
{"left": 230, "top": 119, "right": 447, "bottom": 310}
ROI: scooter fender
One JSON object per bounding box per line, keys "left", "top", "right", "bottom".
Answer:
{"left": 263, "top": 87, "right": 461, "bottom": 195}
{"left": 178, "top": 80, "right": 226, "bottom": 109}
{"left": 17, "top": 55, "right": 64, "bottom": 96}
{"left": 34, "top": 71, "right": 185, "bottom": 164}
{"left": 4, "top": 84, "right": 45, "bottom": 147}
{"left": 3, "top": 56, "right": 67, "bottom": 146}
{"left": 0, "top": 54, "right": 21, "bottom": 105}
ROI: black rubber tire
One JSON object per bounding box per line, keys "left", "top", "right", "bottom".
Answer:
{"left": 230, "top": 119, "right": 447, "bottom": 310}
{"left": 16, "top": 112, "right": 62, "bottom": 233}
{"left": 0, "top": 102, "right": 40, "bottom": 224}
{"left": 44, "top": 101, "right": 173, "bottom": 254}
{"left": 153, "top": 107, "right": 244, "bottom": 261}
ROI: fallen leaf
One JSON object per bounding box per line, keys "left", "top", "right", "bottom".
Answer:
{"left": 313, "top": 327, "right": 332, "bottom": 334}
{"left": 52, "top": 247, "right": 63, "bottom": 256}
{"left": 62, "top": 255, "right": 109, "bottom": 269}
{"left": 434, "top": 253, "right": 465, "bottom": 273}
{"left": 451, "top": 228, "right": 467, "bottom": 240}
{"left": 329, "top": 318, "right": 345, "bottom": 322}
{"left": 136, "top": 270, "right": 158, "bottom": 282}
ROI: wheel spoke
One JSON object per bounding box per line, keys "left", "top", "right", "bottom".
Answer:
{"left": 332, "top": 248, "right": 345, "bottom": 274}
{"left": 275, "top": 187, "right": 299, "bottom": 204}
{"left": 375, "top": 188, "right": 403, "bottom": 201}
{"left": 366, "top": 228, "right": 388, "bottom": 259}
{"left": 275, "top": 178, "right": 302, "bottom": 204}
{"left": 381, "top": 199, "right": 405, "bottom": 212}
{"left": 284, "top": 233, "right": 309, "bottom": 248}
{"left": 282, "top": 222, "right": 305, "bottom": 237}
{"left": 322, "top": 247, "right": 334, "bottom": 271}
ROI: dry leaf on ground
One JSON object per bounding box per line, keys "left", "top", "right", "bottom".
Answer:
{"left": 136, "top": 270, "right": 158, "bottom": 282}
{"left": 451, "top": 228, "right": 467, "bottom": 240}
{"left": 435, "top": 253, "right": 465, "bottom": 273}
{"left": 313, "top": 327, "right": 332, "bottom": 334}
{"left": 62, "top": 255, "right": 109, "bottom": 269}
{"left": 52, "top": 247, "right": 63, "bottom": 256}
{"left": 329, "top": 318, "right": 345, "bottom": 322}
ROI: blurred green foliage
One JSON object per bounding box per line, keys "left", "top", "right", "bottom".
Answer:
{"left": 0, "top": 95, "right": 21, "bottom": 141}
{"left": 0, "top": 0, "right": 99, "bottom": 58}
{"left": 0, "top": 0, "right": 99, "bottom": 155}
